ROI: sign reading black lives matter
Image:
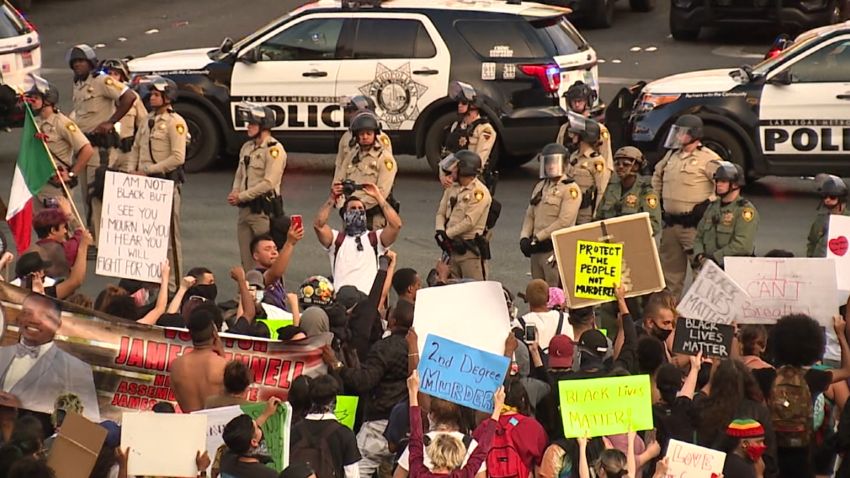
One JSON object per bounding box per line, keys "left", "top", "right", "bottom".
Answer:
{"left": 672, "top": 317, "right": 734, "bottom": 358}
{"left": 96, "top": 171, "right": 173, "bottom": 283}
{"left": 678, "top": 260, "right": 748, "bottom": 325}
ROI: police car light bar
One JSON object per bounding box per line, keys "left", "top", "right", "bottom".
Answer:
{"left": 342, "top": 0, "right": 382, "bottom": 9}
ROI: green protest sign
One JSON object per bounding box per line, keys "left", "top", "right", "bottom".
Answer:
{"left": 558, "top": 375, "right": 652, "bottom": 438}
{"left": 242, "top": 402, "right": 291, "bottom": 471}
{"left": 335, "top": 395, "right": 359, "bottom": 430}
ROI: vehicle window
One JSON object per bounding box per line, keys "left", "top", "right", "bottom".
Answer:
{"left": 456, "top": 20, "right": 540, "bottom": 59}
{"left": 257, "top": 18, "right": 344, "bottom": 61}
{"left": 787, "top": 39, "right": 850, "bottom": 83}
{"left": 530, "top": 17, "right": 588, "bottom": 56}
{"left": 352, "top": 19, "right": 436, "bottom": 59}
{"left": 0, "top": 5, "right": 26, "bottom": 40}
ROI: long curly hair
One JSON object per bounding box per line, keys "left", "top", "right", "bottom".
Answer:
{"left": 696, "top": 359, "right": 763, "bottom": 445}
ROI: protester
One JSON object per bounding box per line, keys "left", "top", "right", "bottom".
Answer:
{"left": 519, "top": 278, "right": 573, "bottom": 350}
{"left": 12, "top": 228, "right": 91, "bottom": 300}
{"left": 169, "top": 303, "right": 228, "bottom": 412}
{"left": 204, "top": 360, "right": 253, "bottom": 409}
{"left": 29, "top": 205, "right": 83, "bottom": 279}
{"left": 219, "top": 397, "right": 283, "bottom": 478}
{"left": 722, "top": 419, "right": 769, "bottom": 478}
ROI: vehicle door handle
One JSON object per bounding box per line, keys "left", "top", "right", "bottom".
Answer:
{"left": 413, "top": 68, "right": 439, "bottom": 76}
{"left": 837, "top": 94, "right": 850, "bottom": 100}
{"left": 302, "top": 70, "right": 328, "bottom": 78}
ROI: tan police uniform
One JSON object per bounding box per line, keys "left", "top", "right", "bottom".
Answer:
{"left": 111, "top": 90, "right": 148, "bottom": 172}
{"left": 570, "top": 144, "right": 613, "bottom": 225}
{"left": 440, "top": 118, "right": 497, "bottom": 185}
{"left": 332, "top": 141, "right": 397, "bottom": 230}
{"left": 232, "top": 136, "right": 287, "bottom": 270}
{"left": 34, "top": 112, "right": 90, "bottom": 218}
{"left": 557, "top": 120, "right": 614, "bottom": 166}
{"left": 651, "top": 146, "right": 721, "bottom": 298}
{"left": 435, "top": 178, "right": 492, "bottom": 280}
{"left": 520, "top": 177, "right": 582, "bottom": 286}
{"left": 129, "top": 108, "right": 188, "bottom": 289}
{"left": 72, "top": 73, "right": 127, "bottom": 239}
{"left": 335, "top": 130, "right": 392, "bottom": 173}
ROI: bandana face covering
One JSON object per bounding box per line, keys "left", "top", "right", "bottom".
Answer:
{"left": 343, "top": 209, "right": 367, "bottom": 236}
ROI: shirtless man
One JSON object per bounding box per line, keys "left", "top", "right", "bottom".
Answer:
{"left": 170, "top": 303, "right": 227, "bottom": 412}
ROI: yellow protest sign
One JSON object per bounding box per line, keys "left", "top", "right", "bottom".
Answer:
{"left": 558, "top": 375, "right": 653, "bottom": 438}
{"left": 334, "top": 395, "right": 359, "bottom": 429}
{"left": 574, "top": 240, "right": 623, "bottom": 300}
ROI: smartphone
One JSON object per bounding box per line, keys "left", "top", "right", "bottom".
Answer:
{"left": 291, "top": 214, "right": 303, "bottom": 230}
{"left": 23, "top": 274, "right": 33, "bottom": 290}
{"left": 524, "top": 323, "right": 538, "bottom": 343}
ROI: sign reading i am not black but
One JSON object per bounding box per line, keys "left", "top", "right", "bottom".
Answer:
{"left": 672, "top": 317, "right": 734, "bottom": 358}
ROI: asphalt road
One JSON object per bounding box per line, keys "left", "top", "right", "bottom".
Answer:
{"left": 0, "top": 0, "right": 827, "bottom": 302}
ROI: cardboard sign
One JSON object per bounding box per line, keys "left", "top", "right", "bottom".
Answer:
{"left": 552, "top": 213, "right": 665, "bottom": 308}
{"left": 665, "top": 439, "right": 726, "bottom": 478}
{"left": 413, "top": 281, "right": 511, "bottom": 356}
{"left": 121, "top": 412, "right": 207, "bottom": 477}
{"left": 97, "top": 171, "right": 174, "bottom": 282}
{"left": 574, "top": 240, "right": 623, "bottom": 301}
{"left": 418, "top": 334, "right": 510, "bottom": 413}
{"left": 678, "top": 260, "right": 748, "bottom": 324}
{"left": 47, "top": 412, "right": 107, "bottom": 478}
{"left": 725, "top": 257, "right": 838, "bottom": 326}
{"left": 335, "top": 395, "right": 359, "bottom": 430}
{"left": 671, "top": 317, "right": 734, "bottom": 358}
{"left": 558, "top": 375, "right": 653, "bottom": 438}
{"left": 827, "top": 214, "right": 850, "bottom": 291}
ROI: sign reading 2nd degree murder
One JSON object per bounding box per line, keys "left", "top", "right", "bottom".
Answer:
{"left": 558, "top": 375, "right": 653, "bottom": 438}
{"left": 574, "top": 240, "right": 623, "bottom": 300}
{"left": 417, "top": 334, "right": 510, "bottom": 413}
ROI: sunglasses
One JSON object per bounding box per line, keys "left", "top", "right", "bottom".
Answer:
{"left": 614, "top": 159, "right": 636, "bottom": 166}
{"left": 355, "top": 235, "right": 364, "bottom": 252}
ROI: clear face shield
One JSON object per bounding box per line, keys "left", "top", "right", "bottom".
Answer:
{"left": 235, "top": 102, "right": 268, "bottom": 126}
{"left": 540, "top": 152, "right": 566, "bottom": 179}
{"left": 29, "top": 74, "right": 51, "bottom": 97}
{"left": 448, "top": 81, "right": 476, "bottom": 104}
{"left": 439, "top": 154, "right": 460, "bottom": 177}
{"left": 663, "top": 124, "right": 696, "bottom": 149}
{"left": 566, "top": 111, "right": 587, "bottom": 136}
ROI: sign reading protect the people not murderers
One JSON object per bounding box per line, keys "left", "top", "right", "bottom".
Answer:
{"left": 418, "top": 334, "right": 509, "bottom": 413}
{"left": 678, "top": 259, "right": 748, "bottom": 324}
{"left": 558, "top": 375, "right": 653, "bottom": 438}
{"left": 671, "top": 317, "right": 734, "bottom": 358}
{"left": 96, "top": 170, "right": 174, "bottom": 283}
{"left": 574, "top": 240, "right": 623, "bottom": 301}
{"left": 664, "top": 439, "right": 726, "bottom": 478}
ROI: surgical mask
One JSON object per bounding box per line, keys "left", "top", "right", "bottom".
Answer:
{"left": 743, "top": 442, "right": 767, "bottom": 462}
{"left": 188, "top": 283, "right": 218, "bottom": 302}
{"left": 343, "top": 209, "right": 367, "bottom": 236}
{"left": 652, "top": 326, "right": 673, "bottom": 341}
{"left": 131, "top": 288, "right": 150, "bottom": 307}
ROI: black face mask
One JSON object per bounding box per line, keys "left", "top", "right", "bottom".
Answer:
{"left": 188, "top": 283, "right": 218, "bottom": 302}
{"left": 652, "top": 326, "right": 673, "bottom": 341}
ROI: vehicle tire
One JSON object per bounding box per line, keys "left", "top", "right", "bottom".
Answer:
{"left": 701, "top": 124, "right": 748, "bottom": 173}
{"left": 670, "top": 13, "right": 700, "bottom": 40}
{"left": 828, "top": 0, "right": 842, "bottom": 23}
{"left": 424, "top": 111, "right": 458, "bottom": 174}
{"left": 174, "top": 102, "right": 220, "bottom": 173}
{"left": 590, "top": 0, "right": 616, "bottom": 28}
{"left": 630, "top": 0, "right": 655, "bottom": 12}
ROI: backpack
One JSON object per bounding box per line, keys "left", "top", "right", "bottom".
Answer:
{"left": 487, "top": 414, "right": 530, "bottom": 478}
{"left": 290, "top": 420, "right": 340, "bottom": 478}
{"left": 769, "top": 365, "right": 813, "bottom": 448}
{"left": 334, "top": 230, "right": 379, "bottom": 262}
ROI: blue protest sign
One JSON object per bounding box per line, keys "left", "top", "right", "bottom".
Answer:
{"left": 417, "top": 334, "right": 510, "bottom": 413}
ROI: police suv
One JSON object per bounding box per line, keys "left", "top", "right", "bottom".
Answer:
{"left": 128, "top": 0, "right": 600, "bottom": 173}
{"left": 608, "top": 20, "right": 850, "bottom": 178}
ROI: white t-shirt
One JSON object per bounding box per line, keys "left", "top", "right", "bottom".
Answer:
{"left": 327, "top": 229, "right": 387, "bottom": 294}
{"left": 521, "top": 310, "right": 573, "bottom": 350}
{"left": 397, "top": 431, "right": 486, "bottom": 473}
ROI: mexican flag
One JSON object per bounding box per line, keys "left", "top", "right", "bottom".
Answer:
{"left": 5, "top": 103, "right": 55, "bottom": 253}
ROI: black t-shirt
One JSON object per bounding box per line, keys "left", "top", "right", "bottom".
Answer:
{"left": 228, "top": 317, "right": 271, "bottom": 338}
{"left": 219, "top": 450, "right": 278, "bottom": 478}
{"left": 156, "top": 313, "right": 184, "bottom": 328}
{"left": 290, "top": 418, "right": 361, "bottom": 476}
{"left": 653, "top": 396, "right": 695, "bottom": 452}
{"left": 723, "top": 453, "right": 757, "bottom": 478}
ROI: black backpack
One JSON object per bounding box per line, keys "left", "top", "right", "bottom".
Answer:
{"left": 291, "top": 421, "right": 340, "bottom": 478}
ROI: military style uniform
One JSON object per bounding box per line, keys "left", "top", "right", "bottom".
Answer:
{"left": 693, "top": 198, "right": 759, "bottom": 268}
{"left": 34, "top": 112, "right": 90, "bottom": 213}
{"left": 332, "top": 141, "right": 397, "bottom": 230}
{"left": 595, "top": 176, "right": 662, "bottom": 237}
{"left": 557, "top": 120, "right": 613, "bottom": 166}
{"left": 436, "top": 178, "right": 492, "bottom": 280}
{"left": 72, "top": 73, "right": 127, "bottom": 238}
{"left": 570, "top": 147, "right": 613, "bottom": 225}
{"left": 651, "top": 146, "right": 721, "bottom": 298}
{"left": 233, "top": 137, "right": 287, "bottom": 269}
{"left": 129, "top": 108, "right": 188, "bottom": 288}
{"left": 808, "top": 209, "right": 850, "bottom": 257}
{"left": 520, "top": 178, "right": 582, "bottom": 285}
{"left": 444, "top": 118, "right": 497, "bottom": 169}
{"left": 111, "top": 90, "right": 148, "bottom": 172}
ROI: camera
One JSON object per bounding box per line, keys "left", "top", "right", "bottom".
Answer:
{"left": 342, "top": 179, "right": 363, "bottom": 197}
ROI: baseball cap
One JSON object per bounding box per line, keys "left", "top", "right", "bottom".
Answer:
{"left": 15, "top": 252, "right": 51, "bottom": 278}
{"left": 578, "top": 329, "right": 609, "bottom": 356}
{"left": 548, "top": 335, "right": 575, "bottom": 369}
{"left": 245, "top": 270, "right": 265, "bottom": 290}
{"left": 523, "top": 279, "right": 549, "bottom": 307}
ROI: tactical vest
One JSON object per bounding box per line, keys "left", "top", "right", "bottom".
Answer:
{"left": 444, "top": 118, "right": 489, "bottom": 155}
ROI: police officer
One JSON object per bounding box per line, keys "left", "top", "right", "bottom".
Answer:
{"left": 335, "top": 95, "right": 392, "bottom": 172}
{"left": 595, "top": 146, "right": 661, "bottom": 237}
{"left": 807, "top": 174, "right": 849, "bottom": 257}
{"left": 651, "top": 114, "right": 721, "bottom": 298}
{"left": 441, "top": 81, "right": 497, "bottom": 192}
{"left": 519, "top": 143, "right": 582, "bottom": 286}
{"left": 26, "top": 75, "right": 93, "bottom": 220}
{"left": 565, "top": 112, "right": 613, "bottom": 224}
{"left": 128, "top": 75, "right": 188, "bottom": 290}
{"left": 100, "top": 58, "right": 148, "bottom": 172}
{"left": 435, "top": 150, "right": 493, "bottom": 280}
{"left": 692, "top": 162, "right": 758, "bottom": 270}
{"left": 68, "top": 44, "right": 135, "bottom": 244}
{"left": 332, "top": 110, "right": 397, "bottom": 230}
{"left": 557, "top": 81, "right": 612, "bottom": 162}
{"left": 229, "top": 103, "right": 287, "bottom": 270}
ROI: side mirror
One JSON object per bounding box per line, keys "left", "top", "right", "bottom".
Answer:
{"left": 239, "top": 48, "right": 259, "bottom": 64}
{"left": 219, "top": 37, "right": 234, "bottom": 55}
{"left": 768, "top": 70, "right": 793, "bottom": 86}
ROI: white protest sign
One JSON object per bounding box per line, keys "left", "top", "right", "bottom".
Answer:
{"left": 665, "top": 439, "right": 726, "bottom": 478}
{"left": 725, "top": 257, "right": 838, "bottom": 326}
{"left": 827, "top": 214, "right": 850, "bottom": 291}
{"left": 413, "top": 281, "right": 511, "bottom": 356}
{"left": 678, "top": 260, "right": 749, "bottom": 324}
{"left": 194, "top": 406, "right": 243, "bottom": 475}
{"left": 121, "top": 412, "right": 207, "bottom": 477}
{"left": 97, "top": 171, "right": 173, "bottom": 283}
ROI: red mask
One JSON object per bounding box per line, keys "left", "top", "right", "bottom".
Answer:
{"left": 743, "top": 443, "right": 767, "bottom": 462}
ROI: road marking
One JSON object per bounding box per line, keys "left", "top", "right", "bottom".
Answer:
{"left": 712, "top": 46, "right": 763, "bottom": 59}
{"left": 598, "top": 76, "right": 644, "bottom": 85}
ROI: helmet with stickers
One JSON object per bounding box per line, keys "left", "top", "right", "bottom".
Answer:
{"left": 299, "top": 275, "right": 335, "bottom": 306}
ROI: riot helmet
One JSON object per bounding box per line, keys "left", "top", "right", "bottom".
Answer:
{"left": 136, "top": 75, "right": 178, "bottom": 104}
{"left": 664, "top": 114, "right": 703, "bottom": 149}
{"left": 539, "top": 143, "right": 569, "bottom": 179}
{"left": 27, "top": 74, "right": 59, "bottom": 107}
{"left": 66, "top": 44, "right": 97, "bottom": 68}
{"left": 448, "top": 81, "right": 480, "bottom": 108}
{"left": 713, "top": 161, "right": 744, "bottom": 188}
{"left": 455, "top": 150, "right": 482, "bottom": 177}
{"left": 341, "top": 95, "right": 376, "bottom": 114}
{"left": 236, "top": 102, "right": 276, "bottom": 130}
{"left": 567, "top": 112, "right": 601, "bottom": 144}
{"left": 564, "top": 81, "right": 597, "bottom": 113}
{"left": 817, "top": 174, "right": 848, "bottom": 201}
{"left": 350, "top": 110, "right": 380, "bottom": 134}
{"left": 101, "top": 58, "right": 131, "bottom": 82}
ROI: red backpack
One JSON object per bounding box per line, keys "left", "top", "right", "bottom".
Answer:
{"left": 487, "top": 414, "right": 530, "bottom": 478}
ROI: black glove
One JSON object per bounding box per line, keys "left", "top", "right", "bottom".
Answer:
{"left": 520, "top": 237, "right": 532, "bottom": 257}
{"left": 435, "top": 230, "right": 451, "bottom": 252}
{"left": 691, "top": 253, "right": 706, "bottom": 270}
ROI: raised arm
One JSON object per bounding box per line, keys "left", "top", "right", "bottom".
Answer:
{"left": 264, "top": 222, "right": 303, "bottom": 286}
{"left": 137, "top": 262, "right": 170, "bottom": 325}
{"left": 314, "top": 188, "right": 340, "bottom": 248}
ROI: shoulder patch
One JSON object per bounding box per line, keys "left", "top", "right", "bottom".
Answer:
{"left": 66, "top": 122, "right": 78, "bottom": 132}
{"left": 474, "top": 189, "right": 485, "bottom": 202}
{"left": 105, "top": 77, "right": 114, "bottom": 86}
{"left": 594, "top": 160, "right": 604, "bottom": 172}
{"left": 646, "top": 194, "right": 658, "bottom": 209}
{"left": 270, "top": 147, "right": 281, "bottom": 159}
{"left": 176, "top": 123, "right": 186, "bottom": 135}
{"left": 385, "top": 159, "right": 394, "bottom": 171}
{"left": 741, "top": 207, "right": 755, "bottom": 222}
{"left": 104, "top": 76, "right": 123, "bottom": 91}
{"left": 570, "top": 188, "right": 579, "bottom": 199}
{"left": 381, "top": 136, "right": 390, "bottom": 148}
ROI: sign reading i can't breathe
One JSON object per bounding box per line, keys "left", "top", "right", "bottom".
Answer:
{"left": 574, "top": 240, "right": 623, "bottom": 300}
